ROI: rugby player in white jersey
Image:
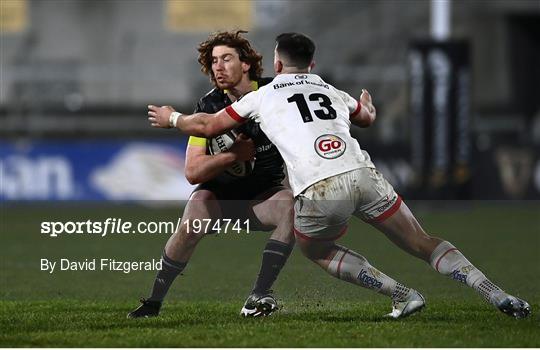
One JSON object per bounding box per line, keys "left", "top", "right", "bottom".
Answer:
{"left": 148, "top": 33, "right": 531, "bottom": 319}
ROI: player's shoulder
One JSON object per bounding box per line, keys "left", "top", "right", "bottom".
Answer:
{"left": 311, "top": 73, "right": 336, "bottom": 88}
{"left": 199, "top": 87, "right": 225, "bottom": 103}
{"left": 195, "top": 87, "right": 228, "bottom": 113}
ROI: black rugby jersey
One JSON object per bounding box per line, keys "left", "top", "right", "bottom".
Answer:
{"left": 191, "top": 78, "right": 285, "bottom": 186}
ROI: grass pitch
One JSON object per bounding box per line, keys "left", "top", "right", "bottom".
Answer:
{"left": 1, "top": 201, "right": 539, "bottom": 347}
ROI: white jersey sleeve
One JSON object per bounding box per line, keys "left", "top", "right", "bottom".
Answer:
{"left": 333, "top": 88, "right": 361, "bottom": 117}
{"left": 225, "top": 90, "right": 261, "bottom": 122}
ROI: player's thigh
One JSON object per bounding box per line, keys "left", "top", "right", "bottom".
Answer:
{"left": 250, "top": 186, "right": 293, "bottom": 227}
{"left": 165, "top": 190, "right": 222, "bottom": 257}
{"left": 178, "top": 190, "right": 222, "bottom": 233}
{"left": 349, "top": 168, "right": 432, "bottom": 255}
{"left": 369, "top": 200, "right": 438, "bottom": 260}
{"left": 370, "top": 200, "right": 423, "bottom": 239}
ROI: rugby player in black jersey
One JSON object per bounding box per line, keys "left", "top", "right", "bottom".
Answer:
{"left": 128, "top": 31, "right": 294, "bottom": 319}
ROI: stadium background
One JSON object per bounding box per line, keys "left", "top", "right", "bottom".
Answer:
{"left": 1, "top": 0, "right": 539, "bottom": 347}
{"left": 2, "top": 0, "right": 540, "bottom": 201}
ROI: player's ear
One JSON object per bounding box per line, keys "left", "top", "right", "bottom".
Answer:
{"left": 274, "top": 60, "right": 283, "bottom": 73}
{"left": 241, "top": 61, "right": 251, "bottom": 74}
{"left": 308, "top": 61, "right": 315, "bottom": 73}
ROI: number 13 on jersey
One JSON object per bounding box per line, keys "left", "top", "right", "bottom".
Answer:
{"left": 287, "top": 93, "right": 337, "bottom": 122}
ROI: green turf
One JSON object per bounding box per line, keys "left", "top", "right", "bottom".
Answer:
{"left": 1, "top": 202, "right": 539, "bottom": 347}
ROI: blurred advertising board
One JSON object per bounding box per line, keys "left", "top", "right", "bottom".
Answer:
{"left": 1, "top": 139, "right": 538, "bottom": 201}
{"left": 0, "top": 139, "right": 195, "bottom": 201}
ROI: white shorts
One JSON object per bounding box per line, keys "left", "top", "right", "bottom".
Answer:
{"left": 294, "top": 168, "right": 402, "bottom": 241}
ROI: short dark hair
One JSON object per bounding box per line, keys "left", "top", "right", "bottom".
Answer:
{"left": 197, "top": 30, "right": 263, "bottom": 87}
{"left": 275, "top": 32, "right": 315, "bottom": 69}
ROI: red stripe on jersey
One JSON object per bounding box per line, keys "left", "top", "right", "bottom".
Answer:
{"left": 225, "top": 106, "right": 247, "bottom": 123}
{"left": 370, "top": 195, "right": 402, "bottom": 223}
{"left": 350, "top": 101, "right": 362, "bottom": 118}
{"left": 435, "top": 248, "right": 458, "bottom": 272}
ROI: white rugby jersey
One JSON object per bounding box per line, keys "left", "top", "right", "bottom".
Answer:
{"left": 226, "top": 73, "right": 375, "bottom": 196}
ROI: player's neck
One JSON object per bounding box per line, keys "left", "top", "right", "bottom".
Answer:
{"left": 279, "top": 67, "right": 310, "bottom": 74}
{"left": 225, "top": 76, "right": 254, "bottom": 101}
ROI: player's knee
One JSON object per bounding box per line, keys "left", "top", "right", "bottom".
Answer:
{"left": 175, "top": 216, "right": 209, "bottom": 247}
{"left": 298, "top": 242, "right": 316, "bottom": 260}
{"left": 409, "top": 233, "right": 442, "bottom": 261}
{"left": 178, "top": 226, "right": 205, "bottom": 247}
{"left": 423, "top": 234, "right": 444, "bottom": 254}
{"left": 165, "top": 225, "right": 204, "bottom": 255}
{"left": 270, "top": 228, "right": 296, "bottom": 245}
{"left": 297, "top": 238, "right": 329, "bottom": 261}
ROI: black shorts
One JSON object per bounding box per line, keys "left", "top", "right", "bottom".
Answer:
{"left": 193, "top": 178, "right": 287, "bottom": 231}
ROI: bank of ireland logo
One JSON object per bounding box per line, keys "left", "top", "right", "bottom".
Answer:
{"left": 314, "top": 134, "right": 346, "bottom": 159}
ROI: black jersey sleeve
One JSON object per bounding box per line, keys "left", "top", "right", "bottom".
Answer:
{"left": 192, "top": 82, "right": 285, "bottom": 188}
{"left": 193, "top": 99, "right": 203, "bottom": 114}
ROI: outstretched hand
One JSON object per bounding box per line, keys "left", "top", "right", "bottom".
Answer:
{"left": 360, "top": 89, "right": 376, "bottom": 121}
{"left": 148, "top": 105, "right": 176, "bottom": 128}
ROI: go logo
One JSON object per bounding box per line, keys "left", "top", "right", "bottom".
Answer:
{"left": 314, "top": 134, "right": 346, "bottom": 159}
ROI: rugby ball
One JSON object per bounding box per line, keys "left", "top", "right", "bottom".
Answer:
{"left": 208, "top": 131, "right": 255, "bottom": 177}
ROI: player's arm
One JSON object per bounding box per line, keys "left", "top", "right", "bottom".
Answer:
{"left": 147, "top": 105, "right": 244, "bottom": 138}
{"left": 349, "top": 89, "right": 376, "bottom": 128}
{"left": 184, "top": 135, "right": 255, "bottom": 184}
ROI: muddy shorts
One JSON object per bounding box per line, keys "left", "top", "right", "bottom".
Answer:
{"left": 293, "top": 167, "right": 402, "bottom": 240}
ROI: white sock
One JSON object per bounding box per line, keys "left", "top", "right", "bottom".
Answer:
{"left": 430, "top": 241, "right": 504, "bottom": 303}
{"left": 327, "top": 246, "right": 412, "bottom": 302}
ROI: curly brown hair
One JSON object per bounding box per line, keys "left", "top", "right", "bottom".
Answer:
{"left": 197, "top": 30, "right": 263, "bottom": 86}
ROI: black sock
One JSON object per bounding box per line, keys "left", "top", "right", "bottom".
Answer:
{"left": 148, "top": 251, "right": 186, "bottom": 302}
{"left": 252, "top": 239, "right": 294, "bottom": 296}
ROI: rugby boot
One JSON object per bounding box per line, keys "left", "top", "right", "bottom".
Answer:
{"left": 240, "top": 293, "right": 278, "bottom": 317}
{"left": 491, "top": 292, "right": 531, "bottom": 319}
{"left": 386, "top": 289, "right": 425, "bottom": 319}
{"left": 127, "top": 298, "right": 162, "bottom": 318}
